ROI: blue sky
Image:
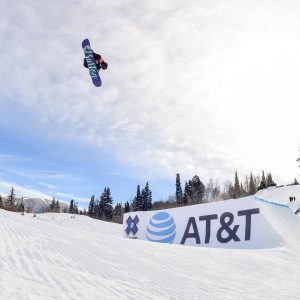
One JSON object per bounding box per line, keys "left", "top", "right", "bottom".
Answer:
{"left": 0, "top": 0, "right": 299, "bottom": 207}
{"left": 0, "top": 109, "right": 173, "bottom": 204}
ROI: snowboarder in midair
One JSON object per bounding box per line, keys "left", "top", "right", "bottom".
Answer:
{"left": 83, "top": 52, "right": 108, "bottom": 71}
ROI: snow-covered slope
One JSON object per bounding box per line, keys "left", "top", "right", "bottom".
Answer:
{"left": 256, "top": 185, "right": 300, "bottom": 214}
{"left": 0, "top": 186, "right": 299, "bottom": 300}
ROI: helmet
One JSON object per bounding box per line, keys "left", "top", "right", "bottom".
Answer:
{"left": 101, "top": 61, "right": 108, "bottom": 70}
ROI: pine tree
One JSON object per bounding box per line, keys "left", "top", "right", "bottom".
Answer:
{"left": 212, "top": 184, "right": 221, "bottom": 201}
{"left": 141, "top": 182, "right": 152, "bottom": 211}
{"left": 243, "top": 175, "right": 250, "bottom": 195}
{"left": 204, "top": 178, "right": 213, "bottom": 202}
{"left": 227, "top": 182, "right": 235, "bottom": 199}
{"left": 98, "top": 187, "right": 114, "bottom": 221}
{"left": 113, "top": 203, "right": 123, "bottom": 223}
{"left": 133, "top": 185, "right": 142, "bottom": 211}
{"left": 18, "top": 198, "right": 25, "bottom": 213}
{"left": 0, "top": 195, "right": 3, "bottom": 209}
{"left": 233, "top": 171, "right": 240, "bottom": 199}
{"left": 175, "top": 174, "right": 183, "bottom": 206}
{"left": 124, "top": 201, "right": 130, "bottom": 213}
{"left": 190, "top": 175, "right": 205, "bottom": 204}
{"left": 266, "top": 172, "right": 276, "bottom": 188}
{"left": 69, "top": 199, "right": 75, "bottom": 214}
{"left": 49, "top": 197, "right": 56, "bottom": 212}
{"left": 240, "top": 183, "right": 245, "bottom": 197}
{"left": 94, "top": 199, "right": 100, "bottom": 218}
{"left": 6, "top": 187, "right": 16, "bottom": 211}
{"left": 147, "top": 190, "right": 153, "bottom": 211}
{"left": 98, "top": 189, "right": 106, "bottom": 220}
{"left": 55, "top": 200, "right": 60, "bottom": 213}
{"left": 113, "top": 203, "right": 122, "bottom": 216}
{"left": 292, "top": 178, "right": 299, "bottom": 185}
{"left": 182, "top": 192, "right": 188, "bottom": 206}
{"left": 184, "top": 181, "right": 193, "bottom": 204}
{"left": 249, "top": 173, "right": 256, "bottom": 195}
{"left": 104, "top": 188, "right": 113, "bottom": 221}
{"left": 141, "top": 186, "right": 147, "bottom": 211}
{"left": 258, "top": 171, "right": 267, "bottom": 191}
{"left": 74, "top": 202, "right": 79, "bottom": 214}
{"left": 88, "top": 195, "right": 96, "bottom": 217}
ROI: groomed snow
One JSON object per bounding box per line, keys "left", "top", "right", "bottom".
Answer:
{"left": 0, "top": 186, "right": 299, "bottom": 299}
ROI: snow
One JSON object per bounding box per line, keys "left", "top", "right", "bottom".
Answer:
{"left": 0, "top": 186, "right": 300, "bottom": 299}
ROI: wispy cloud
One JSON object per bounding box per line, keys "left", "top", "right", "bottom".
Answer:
{"left": 0, "top": 180, "right": 52, "bottom": 199}
{"left": 8, "top": 169, "right": 76, "bottom": 181}
{"left": 37, "top": 181, "right": 59, "bottom": 190}
{"left": 55, "top": 192, "right": 89, "bottom": 204}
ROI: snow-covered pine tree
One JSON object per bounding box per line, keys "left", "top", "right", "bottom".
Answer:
{"left": 184, "top": 181, "right": 193, "bottom": 204}
{"left": 190, "top": 175, "right": 205, "bottom": 204}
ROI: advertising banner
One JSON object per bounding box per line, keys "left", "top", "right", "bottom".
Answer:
{"left": 123, "top": 197, "right": 284, "bottom": 248}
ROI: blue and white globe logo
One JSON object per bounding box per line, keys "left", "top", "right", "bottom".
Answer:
{"left": 146, "top": 212, "right": 176, "bottom": 244}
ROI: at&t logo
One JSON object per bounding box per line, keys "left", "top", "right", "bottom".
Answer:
{"left": 146, "top": 212, "right": 176, "bottom": 244}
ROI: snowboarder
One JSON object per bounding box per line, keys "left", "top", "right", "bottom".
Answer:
{"left": 83, "top": 52, "right": 108, "bottom": 71}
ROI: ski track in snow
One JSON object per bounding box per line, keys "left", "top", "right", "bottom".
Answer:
{"left": 0, "top": 186, "right": 299, "bottom": 300}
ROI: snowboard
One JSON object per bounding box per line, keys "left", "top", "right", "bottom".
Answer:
{"left": 82, "top": 39, "right": 102, "bottom": 87}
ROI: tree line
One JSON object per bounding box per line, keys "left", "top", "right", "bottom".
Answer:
{"left": 0, "top": 187, "right": 25, "bottom": 213}
{"left": 1, "top": 170, "right": 299, "bottom": 223}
